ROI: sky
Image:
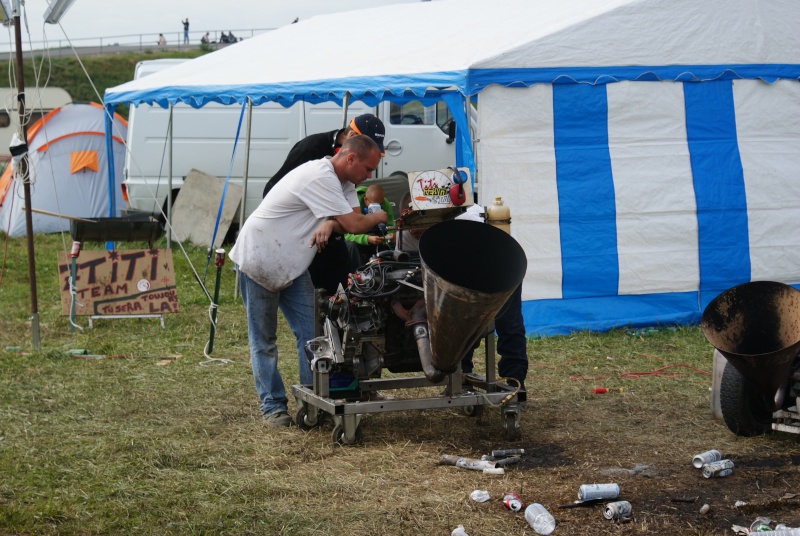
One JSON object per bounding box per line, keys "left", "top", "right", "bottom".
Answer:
{"left": 1, "top": 0, "right": 425, "bottom": 50}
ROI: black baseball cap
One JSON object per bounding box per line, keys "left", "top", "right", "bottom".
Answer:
{"left": 350, "top": 114, "right": 385, "bottom": 156}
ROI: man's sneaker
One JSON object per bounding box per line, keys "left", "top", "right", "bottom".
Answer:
{"left": 264, "top": 410, "right": 291, "bottom": 428}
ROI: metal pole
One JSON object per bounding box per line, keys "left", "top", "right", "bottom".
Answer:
{"left": 167, "top": 104, "right": 173, "bottom": 248}
{"left": 69, "top": 241, "right": 80, "bottom": 333}
{"left": 12, "top": 4, "right": 41, "bottom": 350}
{"left": 208, "top": 248, "right": 225, "bottom": 354}
{"left": 341, "top": 92, "right": 351, "bottom": 128}
{"left": 234, "top": 99, "right": 253, "bottom": 301}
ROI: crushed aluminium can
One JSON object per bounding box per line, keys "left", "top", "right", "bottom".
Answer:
{"left": 702, "top": 459, "right": 734, "bottom": 478}
{"left": 692, "top": 449, "right": 722, "bottom": 468}
{"left": 603, "top": 500, "right": 632, "bottom": 520}
{"left": 502, "top": 492, "right": 524, "bottom": 512}
{"left": 578, "top": 483, "right": 620, "bottom": 502}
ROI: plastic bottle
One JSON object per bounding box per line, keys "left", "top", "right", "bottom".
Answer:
{"left": 524, "top": 503, "right": 556, "bottom": 535}
{"left": 486, "top": 196, "right": 511, "bottom": 235}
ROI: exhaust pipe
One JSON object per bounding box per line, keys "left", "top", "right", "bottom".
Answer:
{"left": 391, "top": 298, "right": 445, "bottom": 383}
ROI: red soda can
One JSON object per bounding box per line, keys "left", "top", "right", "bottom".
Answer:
{"left": 70, "top": 241, "right": 81, "bottom": 258}
{"left": 503, "top": 492, "right": 524, "bottom": 512}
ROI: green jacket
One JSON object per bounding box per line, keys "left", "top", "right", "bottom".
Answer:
{"left": 344, "top": 185, "right": 396, "bottom": 246}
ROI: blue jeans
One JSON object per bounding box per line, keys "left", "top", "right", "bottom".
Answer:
{"left": 239, "top": 269, "right": 315, "bottom": 416}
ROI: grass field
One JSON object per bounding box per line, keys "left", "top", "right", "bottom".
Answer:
{"left": 1, "top": 233, "right": 798, "bottom": 535}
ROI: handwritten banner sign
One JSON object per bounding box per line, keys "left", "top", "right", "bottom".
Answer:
{"left": 57, "top": 249, "right": 178, "bottom": 316}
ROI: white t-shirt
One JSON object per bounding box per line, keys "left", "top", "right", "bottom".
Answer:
{"left": 229, "top": 157, "right": 358, "bottom": 291}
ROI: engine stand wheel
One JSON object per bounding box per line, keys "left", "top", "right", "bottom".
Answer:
{"left": 463, "top": 404, "right": 484, "bottom": 418}
{"left": 295, "top": 405, "right": 321, "bottom": 431}
{"left": 719, "top": 361, "right": 774, "bottom": 436}
{"left": 503, "top": 409, "right": 521, "bottom": 441}
{"left": 331, "top": 423, "right": 363, "bottom": 445}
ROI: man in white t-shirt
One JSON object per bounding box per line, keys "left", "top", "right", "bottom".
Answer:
{"left": 229, "top": 135, "right": 388, "bottom": 428}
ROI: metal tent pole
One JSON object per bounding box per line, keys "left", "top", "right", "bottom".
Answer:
{"left": 233, "top": 98, "right": 253, "bottom": 301}
{"left": 167, "top": 104, "right": 173, "bottom": 248}
{"left": 11, "top": 3, "right": 40, "bottom": 350}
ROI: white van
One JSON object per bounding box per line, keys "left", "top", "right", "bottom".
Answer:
{"left": 0, "top": 87, "right": 72, "bottom": 162}
{"left": 123, "top": 59, "right": 458, "bottom": 221}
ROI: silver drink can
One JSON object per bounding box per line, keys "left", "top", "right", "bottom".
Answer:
{"left": 603, "top": 500, "right": 632, "bottom": 520}
{"left": 702, "top": 459, "right": 734, "bottom": 478}
{"left": 692, "top": 449, "right": 722, "bottom": 468}
{"left": 368, "top": 203, "right": 382, "bottom": 214}
{"left": 578, "top": 483, "right": 620, "bottom": 501}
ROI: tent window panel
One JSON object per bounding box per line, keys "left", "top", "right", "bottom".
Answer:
{"left": 478, "top": 84, "right": 561, "bottom": 302}
{"left": 0, "top": 111, "right": 9, "bottom": 128}
{"left": 607, "top": 81, "right": 699, "bottom": 296}
{"left": 70, "top": 150, "right": 99, "bottom": 173}
{"left": 733, "top": 79, "right": 800, "bottom": 282}
{"left": 684, "top": 80, "right": 750, "bottom": 292}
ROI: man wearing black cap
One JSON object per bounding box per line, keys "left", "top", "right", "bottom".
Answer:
{"left": 263, "top": 114, "right": 385, "bottom": 197}
{"left": 262, "top": 114, "right": 386, "bottom": 296}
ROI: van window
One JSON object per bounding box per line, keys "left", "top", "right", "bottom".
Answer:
{"left": 390, "top": 100, "right": 456, "bottom": 136}
{"left": 435, "top": 101, "right": 453, "bottom": 132}
{"left": 389, "top": 101, "right": 432, "bottom": 126}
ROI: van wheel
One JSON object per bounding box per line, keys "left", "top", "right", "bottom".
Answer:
{"left": 719, "top": 361, "right": 773, "bottom": 436}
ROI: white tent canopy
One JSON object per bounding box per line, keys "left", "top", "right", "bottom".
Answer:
{"left": 104, "top": 0, "right": 799, "bottom": 108}
{"left": 105, "top": 0, "right": 800, "bottom": 335}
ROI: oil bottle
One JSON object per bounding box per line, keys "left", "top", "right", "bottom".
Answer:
{"left": 486, "top": 196, "right": 511, "bottom": 235}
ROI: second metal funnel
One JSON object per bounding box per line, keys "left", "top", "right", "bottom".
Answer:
{"left": 700, "top": 281, "right": 800, "bottom": 409}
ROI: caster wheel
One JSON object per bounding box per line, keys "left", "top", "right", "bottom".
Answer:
{"left": 332, "top": 423, "right": 363, "bottom": 445}
{"left": 463, "top": 404, "right": 484, "bottom": 417}
{"left": 503, "top": 412, "right": 520, "bottom": 441}
{"left": 295, "top": 405, "right": 321, "bottom": 431}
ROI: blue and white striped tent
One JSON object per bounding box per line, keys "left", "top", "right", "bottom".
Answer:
{"left": 104, "top": 0, "right": 800, "bottom": 336}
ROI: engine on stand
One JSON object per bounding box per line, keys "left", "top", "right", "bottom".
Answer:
{"left": 319, "top": 249, "right": 429, "bottom": 386}
{"left": 291, "top": 168, "right": 529, "bottom": 445}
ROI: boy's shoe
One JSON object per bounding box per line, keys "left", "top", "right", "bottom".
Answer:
{"left": 264, "top": 410, "right": 291, "bottom": 428}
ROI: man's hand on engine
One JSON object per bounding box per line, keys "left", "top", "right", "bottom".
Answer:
{"left": 310, "top": 220, "right": 337, "bottom": 252}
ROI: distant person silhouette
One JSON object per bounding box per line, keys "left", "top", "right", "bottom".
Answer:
{"left": 182, "top": 18, "right": 189, "bottom": 44}
{"left": 158, "top": 34, "right": 166, "bottom": 46}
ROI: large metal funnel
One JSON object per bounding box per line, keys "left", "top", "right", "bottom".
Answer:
{"left": 700, "top": 281, "right": 800, "bottom": 409}
{"left": 418, "top": 219, "right": 528, "bottom": 375}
